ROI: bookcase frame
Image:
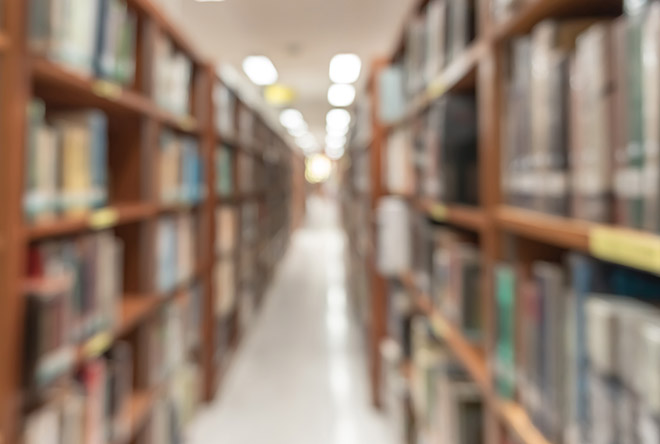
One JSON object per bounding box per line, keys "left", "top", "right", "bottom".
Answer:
{"left": 0, "top": 2, "right": 303, "bottom": 443}
{"left": 348, "top": 1, "right": 624, "bottom": 444}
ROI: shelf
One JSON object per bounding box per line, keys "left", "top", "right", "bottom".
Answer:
{"left": 159, "top": 201, "right": 203, "bottom": 214}
{"left": 0, "top": 33, "right": 10, "bottom": 52}
{"left": 113, "top": 388, "right": 158, "bottom": 444}
{"left": 492, "top": 0, "right": 622, "bottom": 40}
{"left": 416, "top": 199, "right": 487, "bottom": 232}
{"left": 398, "top": 271, "right": 554, "bottom": 444}
{"left": 25, "top": 203, "right": 156, "bottom": 241}
{"left": 495, "top": 206, "right": 590, "bottom": 251}
{"left": 126, "top": 0, "right": 204, "bottom": 64}
{"left": 157, "top": 110, "right": 201, "bottom": 135}
{"left": 117, "top": 296, "right": 163, "bottom": 337}
{"left": 386, "top": 40, "right": 485, "bottom": 132}
{"left": 31, "top": 57, "right": 155, "bottom": 118}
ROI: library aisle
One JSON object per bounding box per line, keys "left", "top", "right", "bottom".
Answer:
{"left": 187, "top": 196, "right": 396, "bottom": 444}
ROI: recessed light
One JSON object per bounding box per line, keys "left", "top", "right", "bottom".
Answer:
{"left": 279, "top": 109, "right": 304, "bottom": 129}
{"left": 329, "top": 54, "right": 362, "bottom": 84}
{"left": 326, "top": 134, "right": 346, "bottom": 149}
{"left": 326, "top": 145, "right": 345, "bottom": 160}
{"left": 326, "top": 109, "right": 351, "bottom": 130}
{"left": 242, "top": 56, "right": 278, "bottom": 86}
{"left": 326, "top": 124, "right": 349, "bottom": 137}
{"left": 328, "top": 84, "right": 356, "bottom": 107}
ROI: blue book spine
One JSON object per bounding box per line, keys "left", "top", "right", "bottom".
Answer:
{"left": 89, "top": 111, "right": 109, "bottom": 209}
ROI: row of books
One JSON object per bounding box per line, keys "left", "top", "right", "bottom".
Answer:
{"left": 29, "top": 0, "right": 137, "bottom": 86}
{"left": 159, "top": 131, "right": 204, "bottom": 206}
{"left": 404, "top": 0, "right": 477, "bottom": 98}
{"left": 24, "top": 102, "right": 108, "bottom": 223}
{"left": 24, "top": 344, "right": 133, "bottom": 444}
{"left": 494, "top": 253, "right": 660, "bottom": 444}
{"left": 153, "top": 34, "right": 193, "bottom": 117}
{"left": 383, "top": 94, "right": 479, "bottom": 206}
{"left": 502, "top": 2, "right": 660, "bottom": 229}
{"left": 24, "top": 231, "right": 123, "bottom": 392}
{"left": 409, "top": 317, "right": 484, "bottom": 444}
{"left": 24, "top": 284, "right": 203, "bottom": 444}
{"left": 155, "top": 214, "right": 197, "bottom": 294}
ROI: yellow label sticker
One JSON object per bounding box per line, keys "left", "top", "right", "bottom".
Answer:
{"left": 92, "top": 80, "right": 122, "bottom": 100}
{"left": 89, "top": 208, "right": 119, "bottom": 230}
{"left": 82, "top": 332, "right": 113, "bottom": 359}
{"left": 428, "top": 203, "right": 448, "bottom": 222}
{"left": 427, "top": 79, "right": 446, "bottom": 100}
{"left": 431, "top": 315, "right": 447, "bottom": 338}
{"left": 590, "top": 226, "right": 660, "bottom": 274}
{"left": 179, "top": 116, "right": 197, "bottom": 132}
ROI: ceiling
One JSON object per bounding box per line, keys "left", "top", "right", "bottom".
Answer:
{"left": 168, "top": 0, "right": 416, "bottom": 146}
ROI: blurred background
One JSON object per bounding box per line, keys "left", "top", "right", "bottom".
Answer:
{"left": 1, "top": 0, "right": 659, "bottom": 444}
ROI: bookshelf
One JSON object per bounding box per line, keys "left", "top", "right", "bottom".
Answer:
{"left": 340, "top": 0, "right": 660, "bottom": 444}
{"left": 0, "top": 1, "right": 303, "bottom": 444}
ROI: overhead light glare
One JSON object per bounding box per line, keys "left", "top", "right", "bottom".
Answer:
{"left": 329, "top": 53, "right": 362, "bottom": 84}
{"left": 326, "top": 146, "right": 345, "bottom": 160}
{"left": 328, "top": 84, "right": 356, "bottom": 107}
{"left": 326, "top": 109, "right": 351, "bottom": 130}
{"left": 242, "top": 56, "right": 278, "bottom": 86}
{"left": 279, "top": 109, "right": 305, "bottom": 129}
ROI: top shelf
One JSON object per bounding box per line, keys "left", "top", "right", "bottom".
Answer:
{"left": 126, "top": 0, "right": 204, "bottom": 64}
{"left": 492, "top": 0, "right": 622, "bottom": 41}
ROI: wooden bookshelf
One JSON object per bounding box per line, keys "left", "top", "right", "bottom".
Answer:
{"left": 342, "top": 1, "right": 636, "bottom": 444}
{"left": 0, "top": 1, "right": 303, "bottom": 443}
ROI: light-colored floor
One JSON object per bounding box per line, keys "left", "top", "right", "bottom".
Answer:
{"left": 187, "top": 196, "right": 396, "bottom": 444}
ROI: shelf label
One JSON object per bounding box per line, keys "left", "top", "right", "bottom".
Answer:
{"left": 427, "top": 79, "right": 446, "bottom": 100}
{"left": 431, "top": 315, "right": 448, "bottom": 338}
{"left": 589, "top": 226, "right": 660, "bottom": 274}
{"left": 92, "top": 80, "right": 122, "bottom": 100}
{"left": 82, "top": 332, "right": 113, "bottom": 359}
{"left": 428, "top": 203, "right": 448, "bottom": 222}
{"left": 89, "top": 208, "right": 119, "bottom": 230}
{"left": 179, "top": 116, "right": 197, "bottom": 132}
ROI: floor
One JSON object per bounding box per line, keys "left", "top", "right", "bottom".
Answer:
{"left": 187, "top": 196, "right": 397, "bottom": 444}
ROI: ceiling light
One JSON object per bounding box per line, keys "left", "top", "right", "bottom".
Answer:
{"left": 279, "top": 109, "right": 304, "bottom": 129}
{"left": 265, "top": 84, "right": 296, "bottom": 106}
{"left": 305, "top": 154, "right": 332, "bottom": 183}
{"left": 328, "top": 84, "right": 356, "bottom": 107}
{"left": 329, "top": 54, "right": 362, "bottom": 84}
{"left": 326, "top": 109, "right": 351, "bottom": 130}
{"left": 296, "top": 134, "right": 318, "bottom": 151}
{"left": 288, "top": 125, "right": 308, "bottom": 138}
{"left": 326, "top": 146, "right": 345, "bottom": 160}
{"left": 242, "top": 56, "right": 278, "bottom": 86}
{"left": 326, "top": 134, "right": 346, "bottom": 149}
{"left": 327, "top": 124, "right": 349, "bottom": 137}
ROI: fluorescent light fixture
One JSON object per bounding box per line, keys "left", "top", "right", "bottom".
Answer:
{"left": 242, "top": 56, "right": 278, "bottom": 86}
{"left": 329, "top": 54, "right": 362, "bottom": 84}
{"left": 296, "top": 134, "right": 318, "bottom": 151}
{"left": 326, "top": 134, "right": 346, "bottom": 149}
{"left": 326, "top": 109, "right": 351, "bottom": 130}
{"left": 288, "top": 125, "right": 308, "bottom": 138}
{"left": 326, "top": 146, "right": 345, "bottom": 160}
{"left": 279, "top": 109, "right": 304, "bottom": 129}
{"left": 328, "top": 84, "right": 356, "bottom": 107}
{"left": 326, "top": 124, "right": 349, "bottom": 137}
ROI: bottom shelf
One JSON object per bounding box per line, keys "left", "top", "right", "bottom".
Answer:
{"left": 113, "top": 389, "right": 156, "bottom": 444}
{"left": 397, "top": 272, "right": 552, "bottom": 444}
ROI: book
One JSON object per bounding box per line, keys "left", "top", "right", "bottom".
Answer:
{"left": 215, "top": 206, "right": 237, "bottom": 255}
{"left": 94, "top": 0, "right": 136, "bottom": 85}
{"left": 29, "top": 0, "right": 101, "bottom": 76}
{"left": 154, "top": 34, "right": 192, "bottom": 116}
{"left": 384, "top": 129, "right": 415, "bottom": 196}
{"left": 155, "top": 214, "right": 196, "bottom": 294}
{"left": 495, "top": 264, "right": 516, "bottom": 400}
{"left": 24, "top": 106, "right": 109, "bottom": 221}
{"left": 216, "top": 144, "right": 234, "bottom": 196}
{"left": 215, "top": 83, "right": 236, "bottom": 138}
{"left": 376, "top": 197, "right": 411, "bottom": 276}
{"left": 159, "top": 131, "right": 204, "bottom": 205}
{"left": 23, "top": 232, "right": 123, "bottom": 392}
